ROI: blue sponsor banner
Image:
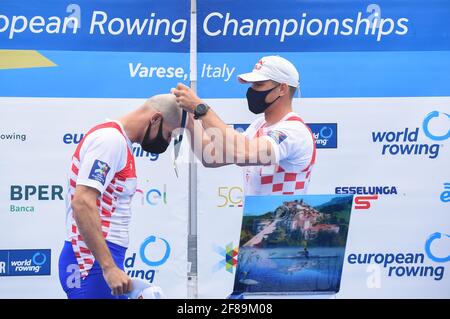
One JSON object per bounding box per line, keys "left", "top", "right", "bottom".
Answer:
{"left": 0, "top": 51, "right": 189, "bottom": 98}
{"left": 231, "top": 123, "right": 337, "bottom": 149}
{"left": 198, "top": 0, "right": 450, "bottom": 52}
{"left": 197, "top": 51, "right": 450, "bottom": 98}
{"left": 0, "top": 0, "right": 189, "bottom": 52}
{"left": 0, "top": 249, "right": 51, "bottom": 276}
{"left": 0, "top": 1, "right": 190, "bottom": 98}
{"left": 197, "top": 1, "right": 450, "bottom": 98}
{"left": 308, "top": 123, "right": 337, "bottom": 149}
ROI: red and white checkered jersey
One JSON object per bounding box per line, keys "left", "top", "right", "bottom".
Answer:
{"left": 242, "top": 112, "right": 316, "bottom": 196}
{"left": 65, "top": 121, "right": 137, "bottom": 277}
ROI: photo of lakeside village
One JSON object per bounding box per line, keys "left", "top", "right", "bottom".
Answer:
{"left": 240, "top": 196, "right": 352, "bottom": 250}
{"left": 231, "top": 195, "right": 353, "bottom": 295}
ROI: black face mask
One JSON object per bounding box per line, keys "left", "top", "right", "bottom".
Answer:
{"left": 141, "top": 118, "right": 169, "bottom": 154}
{"left": 246, "top": 84, "right": 281, "bottom": 114}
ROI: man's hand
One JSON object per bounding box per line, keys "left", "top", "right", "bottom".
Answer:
{"left": 103, "top": 265, "right": 132, "bottom": 296}
{"left": 171, "top": 83, "right": 203, "bottom": 113}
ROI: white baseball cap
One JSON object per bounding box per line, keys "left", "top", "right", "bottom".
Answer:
{"left": 237, "top": 55, "right": 300, "bottom": 88}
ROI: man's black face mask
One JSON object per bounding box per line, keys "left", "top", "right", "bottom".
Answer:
{"left": 246, "top": 84, "right": 281, "bottom": 114}
{"left": 141, "top": 118, "right": 169, "bottom": 154}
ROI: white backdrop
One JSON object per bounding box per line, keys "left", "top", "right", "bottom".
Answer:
{"left": 197, "top": 97, "right": 450, "bottom": 298}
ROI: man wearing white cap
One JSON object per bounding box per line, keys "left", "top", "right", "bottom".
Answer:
{"left": 171, "top": 55, "right": 316, "bottom": 195}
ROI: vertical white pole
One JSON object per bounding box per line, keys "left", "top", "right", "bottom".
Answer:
{"left": 187, "top": 0, "right": 198, "bottom": 299}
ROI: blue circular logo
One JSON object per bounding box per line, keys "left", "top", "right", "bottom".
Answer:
{"left": 139, "top": 235, "right": 171, "bottom": 267}
{"left": 146, "top": 189, "right": 162, "bottom": 205}
{"left": 425, "top": 232, "right": 450, "bottom": 263}
{"left": 320, "top": 126, "right": 333, "bottom": 139}
{"left": 32, "top": 252, "right": 47, "bottom": 266}
{"left": 422, "top": 111, "right": 450, "bottom": 141}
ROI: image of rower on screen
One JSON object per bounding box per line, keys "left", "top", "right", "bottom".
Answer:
{"left": 58, "top": 94, "right": 181, "bottom": 299}
{"left": 171, "top": 55, "right": 316, "bottom": 196}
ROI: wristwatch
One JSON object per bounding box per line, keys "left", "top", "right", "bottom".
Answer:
{"left": 193, "top": 103, "right": 210, "bottom": 119}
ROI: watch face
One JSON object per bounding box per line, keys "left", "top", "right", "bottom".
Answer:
{"left": 196, "top": 104, "right": 207, "bottom": 114}
{"left": 198, "top": 104, "right": 206, "bottom": 113}
{"left": 194, "top": 104, "right": 209, "bottom": 119}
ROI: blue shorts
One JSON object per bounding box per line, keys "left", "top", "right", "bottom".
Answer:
{"left": 58, "top": 240, "right": 128, "bottom": 299}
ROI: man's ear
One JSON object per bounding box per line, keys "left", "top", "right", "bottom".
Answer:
{"left": 151, "top": 112, "right": 163, "bottom": 124}
{"left": 279, "top": 83, "right": 289, "bottom": 97}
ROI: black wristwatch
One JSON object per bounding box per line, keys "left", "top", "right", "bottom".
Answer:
{"left": 193, "top": 103, "right": 210, "bottom": 119}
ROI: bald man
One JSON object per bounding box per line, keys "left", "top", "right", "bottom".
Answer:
{"left": 58, "top": 94, "right": 181, "bottom": 299}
